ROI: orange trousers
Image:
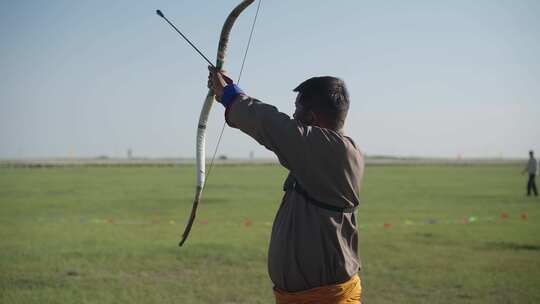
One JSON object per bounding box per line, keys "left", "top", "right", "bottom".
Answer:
{"left": 274, "top": 274, "right": 361, "bottom": 304}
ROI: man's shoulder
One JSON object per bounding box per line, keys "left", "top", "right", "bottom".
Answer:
{"left": 313, "top": 128, "right": 363, "bottom": 160}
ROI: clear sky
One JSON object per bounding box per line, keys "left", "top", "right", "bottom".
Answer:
{"left": 1, "top": 0, "right": 539, "bottom": 159}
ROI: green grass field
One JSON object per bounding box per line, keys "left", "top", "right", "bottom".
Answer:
{"left": 1, "top": 165, "right": 539, "bottom": 303}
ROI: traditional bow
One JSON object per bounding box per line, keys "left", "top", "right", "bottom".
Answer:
{"left": 179, "top": 0, "right": 256, "bottom": 246}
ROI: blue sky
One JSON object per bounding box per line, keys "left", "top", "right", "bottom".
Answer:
{"left": 1, "top": 0, "right": 539, "bottom": 159}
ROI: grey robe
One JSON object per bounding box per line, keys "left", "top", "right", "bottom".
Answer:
{"left": 227, "top": 96, "right": 364, "bottom": 292}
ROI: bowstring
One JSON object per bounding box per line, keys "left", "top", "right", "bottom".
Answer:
{"left": 204, "top": 0, "right": 262, "bottom": 187}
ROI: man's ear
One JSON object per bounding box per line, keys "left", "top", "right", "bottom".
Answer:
{"left": 308, "top": 110, "right": 318, "bottom": 125}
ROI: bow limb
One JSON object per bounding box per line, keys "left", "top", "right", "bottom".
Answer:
{"left": 179, "top": 0, "right": 256, "bottom": 247}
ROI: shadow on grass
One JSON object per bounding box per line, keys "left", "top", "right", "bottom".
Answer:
{"left": 486, "top": 242, "right": 540, "bottom": 251}
{"left": 7, "top": 277, "right": 68, "bottom": 290}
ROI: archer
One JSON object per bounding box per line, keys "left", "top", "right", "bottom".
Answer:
{"left": 208, "top": 67, "right": 365, "bottom": 303}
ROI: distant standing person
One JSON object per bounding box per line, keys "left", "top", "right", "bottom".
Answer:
{"left": 523, "top": 150, "right": 538, "bottom": 197}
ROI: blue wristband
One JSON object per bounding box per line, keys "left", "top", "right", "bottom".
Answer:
{"left": 220, "top": 84, "right": 244, "bottom": 108}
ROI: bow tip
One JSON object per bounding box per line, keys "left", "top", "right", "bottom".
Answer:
{"left": 178, "top": 237, "right": 187, "bottom": 247}
{"left": 156, "top": 9, "right": 164, "bottom": 18}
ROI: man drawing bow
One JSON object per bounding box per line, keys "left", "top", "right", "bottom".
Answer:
{"left": 208, "top": 67, "right": 365, "bottom": 303}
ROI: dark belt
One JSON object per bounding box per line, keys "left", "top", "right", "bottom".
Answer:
{"left": 290, "top": 181, "right": 357, "bottom": 213}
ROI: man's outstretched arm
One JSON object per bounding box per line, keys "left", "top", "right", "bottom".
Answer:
{"left": 207, "top": 67, "right": 309, "bottom": 174}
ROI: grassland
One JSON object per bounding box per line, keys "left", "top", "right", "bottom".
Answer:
{"left": 0, "top": 164, "right": 539, "bottom": 303}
